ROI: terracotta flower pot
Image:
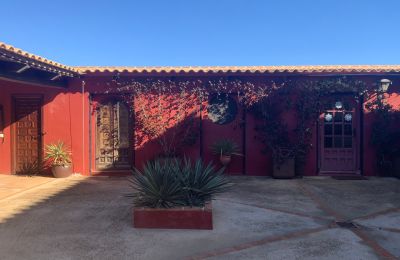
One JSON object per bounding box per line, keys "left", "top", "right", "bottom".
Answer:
{"left": 51, "top": 165, "right": 72, "bottom": 178}
{"left": 220, "top": 155, "right": 232, "bottom": 166}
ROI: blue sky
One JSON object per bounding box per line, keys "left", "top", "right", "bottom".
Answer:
{"left": 1, "top": 0, "right": 399, "bottom": 66}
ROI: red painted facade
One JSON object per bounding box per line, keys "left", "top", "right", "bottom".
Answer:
{"left": 0, "top": 74, "right": 399, "bottom": 177}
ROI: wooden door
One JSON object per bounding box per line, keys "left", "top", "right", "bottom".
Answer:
{"left": 96, "top": 100, "right": 131, "bottom": 170}
{"left": 13, "top": 96, "right": 42, "bottom": 172}
{"left": 319, "top": 97, "right": 359, "bottom": 174}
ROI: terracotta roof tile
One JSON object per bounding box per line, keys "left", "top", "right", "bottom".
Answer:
{"left": 2, "top": 41, "right": 400, "bottom": 76}
{"left": 0, "top": 41, "right": 77, "bottom": 74}
{"left": 75, "top": 65, "right": 400, "bottom": 74}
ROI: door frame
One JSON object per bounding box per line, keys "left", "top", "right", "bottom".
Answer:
{"left": 317, "top": 93, "right": 362, "bottom": 175}
{"left": 11, "top": 94, "right": 44, "bottom": 174}
{"left": 91, "top": 95, "right": 134, "bottom": 173}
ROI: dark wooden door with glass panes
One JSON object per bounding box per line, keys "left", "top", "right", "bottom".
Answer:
{"left": 13, "top": 96, "right": 42, "bottom": 172}
{"left": 96, "top": 100, "right": 131, "bottom": 170}
{"left": 319, "top": 97, "right": 359, "bottom": 174}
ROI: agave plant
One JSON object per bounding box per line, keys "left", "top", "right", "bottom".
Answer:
{"left": 177, "top": 158, "right": 230, "bottom": 207}
{"left": 44, "top": 142, "right": 71, "bottom": 166}
{"left": 129, "top": 158, "right": 231, "bottom": 208}
{"left": 211, "top": 139, "right": 241, "bottom": 156}
{"left": 128, "top": 159, "right": 186, "bottom": 208}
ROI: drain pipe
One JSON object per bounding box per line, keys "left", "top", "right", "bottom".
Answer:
{"left": 81, "top": 80, "right": 86, "bottom": 175}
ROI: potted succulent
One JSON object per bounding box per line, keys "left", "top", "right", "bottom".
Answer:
{"left": 129, "top": 158, "right": 231, "bottom": 229}
{"left": 211, "top": 139, "right": 242, "bottom": 166}
{"left": 44, "top": 141, "right": 72, "bottom": 178}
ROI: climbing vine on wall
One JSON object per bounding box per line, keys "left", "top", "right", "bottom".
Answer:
{"left": 365, "top": 90, "right": 400, "bottom": 175}
{"left": 247, "top": 77, "right": 370, "bottom": 174}
{"left": 98, "top": 76, "right": 400, "bottom": 176}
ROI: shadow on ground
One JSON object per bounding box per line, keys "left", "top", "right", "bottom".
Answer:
{"left": 0, "top": 175, "right": 399, "bottom": 260}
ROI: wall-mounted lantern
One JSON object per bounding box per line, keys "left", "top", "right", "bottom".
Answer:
{"left": 378, "top": 79, "right": 392, "bottom": 93}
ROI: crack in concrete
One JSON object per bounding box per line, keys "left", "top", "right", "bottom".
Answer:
{"left": 298, "top": 182, "right": 398, "bottom": 260}
{"left": 186, "top": 226, "right": 331, "bottom": 260}
{"left": 189, "top": 182, "right": 399, "bottom": 260}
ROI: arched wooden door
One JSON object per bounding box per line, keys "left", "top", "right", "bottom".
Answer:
{"left": 96, "top": 100, "right": 132, "bottom": 170}
{"left": 319, "top": 96, "right": 360, "bottom": 174}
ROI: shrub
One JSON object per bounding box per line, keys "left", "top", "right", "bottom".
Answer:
{"left": 129, "top": 158, "right": 230, "bottom": 208}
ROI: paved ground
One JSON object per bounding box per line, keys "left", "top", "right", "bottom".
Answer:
{"left": 0, "top": 175, "right": 399, "bottom": 260}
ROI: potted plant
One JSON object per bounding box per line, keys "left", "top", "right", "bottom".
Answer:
{"left": 129, "top": 158, "right": 231, "bottom": 229}
{"left": 44, "top": 141, "right": 72, "bottom": 178}
{"left": 211, "top": 139, "right": 242, "bottom": 166}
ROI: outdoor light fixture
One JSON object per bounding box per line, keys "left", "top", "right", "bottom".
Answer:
{"left": 378, "top": 79, "right": 392, "bottom": 93}
{"left": 324, "top": 113, "right": 333, "bottom": 122}
{"left": 335, "top": 101, "right": 343, "bottom": 110}
{"left": 344, "top": 114, "right": 352, "bottom": 122}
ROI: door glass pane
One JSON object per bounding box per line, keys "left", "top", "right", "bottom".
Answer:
{"left": 334, "top": 124, "right": 342, "bottom": 135}
{"left": 324, "top": 137, "right": 333, "bottom": 148}
{"left": 334, "top": 137, "right": 342, "bottom": 147}
{"left": 344, "top": 125, "right": 352, "bottom": 136}
{"left": 324, "top": 124, "right": 333, "bottom": 135}
{"left": 344, "top": 137, "right": 352, "bottom": 148}
{"left": 334, "top": 112, "right": 343, "bottom": 122}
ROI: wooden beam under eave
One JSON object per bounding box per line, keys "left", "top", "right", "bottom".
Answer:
{"left": 16, "top": 65, "right": 30, "bottom": 73}
{"left": 0, "top": 69, "right": 69, "bottom": 88}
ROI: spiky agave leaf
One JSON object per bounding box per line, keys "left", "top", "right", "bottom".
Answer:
{"left": 128, "top": 157, "right": 231, "bottom": 208}
{"left": 178, "top": 158, "right": 231, "bottom": 207}
{"left": 128, "top": 159, "right": 186, "bottom": 208}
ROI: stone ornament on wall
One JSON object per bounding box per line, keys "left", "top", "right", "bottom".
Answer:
{"left": 207, "top": 95, "right": 238, "bottom": 125}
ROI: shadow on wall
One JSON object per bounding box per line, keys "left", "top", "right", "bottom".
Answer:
{"left": 92, "top": 90, "right": 251, "bottom": 174}
{"left": 0, "top": 78, "right": 84, "bottom": 175}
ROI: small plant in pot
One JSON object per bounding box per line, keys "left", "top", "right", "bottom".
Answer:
{"left": 44, "top": 141, "right": 72, "bottom": 178}
{"left": 211, "top": 139, "right": 242, "bottom": 166}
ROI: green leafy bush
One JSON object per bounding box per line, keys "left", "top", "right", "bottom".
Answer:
{"left": 129, "top": 158, "right": 231, "bottom": 208}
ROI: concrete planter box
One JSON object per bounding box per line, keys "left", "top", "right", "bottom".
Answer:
{"left": 133, "top": 202, "right": 213, "bottom": 230}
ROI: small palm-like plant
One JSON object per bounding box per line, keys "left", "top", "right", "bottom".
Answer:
{"left": 211, "top": 139, "right": 241, "bottom": 156}
{"left": 44, "top": 142, "right": 71, "bottom": 166}
{"left": 129, "top": 158, "right": 231, "bottom": 208}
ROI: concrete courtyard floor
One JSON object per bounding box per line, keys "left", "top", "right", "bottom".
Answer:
{"left": 0, "top": 175, "right": 399, "bottom": 260}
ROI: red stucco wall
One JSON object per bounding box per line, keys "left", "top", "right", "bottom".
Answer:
{"left": 0, "top": 75, "right": 399, "bottom": 176}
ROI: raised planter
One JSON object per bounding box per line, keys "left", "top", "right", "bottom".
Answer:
{"left": 133, "top": 202, "right": 212, "bottom": 229}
